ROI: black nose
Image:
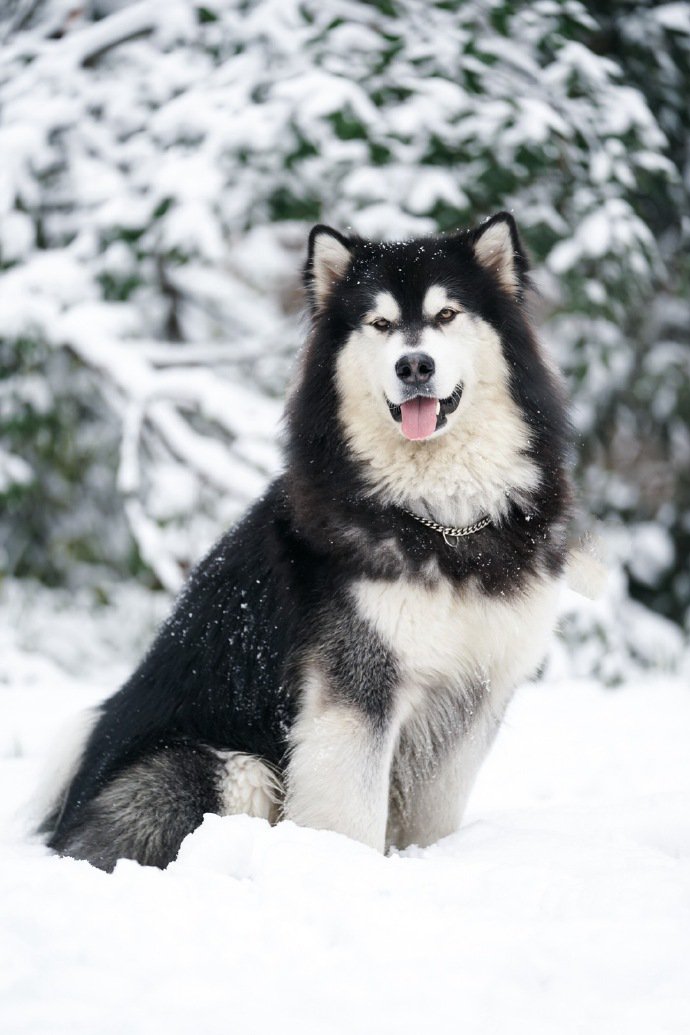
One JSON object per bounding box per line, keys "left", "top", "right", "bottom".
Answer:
{"left": 395, "top": 352, "right": 435, "bottom": 385}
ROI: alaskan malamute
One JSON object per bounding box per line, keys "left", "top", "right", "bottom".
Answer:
{"left": 41, "top": 212, "right": 572, "bottom": 869}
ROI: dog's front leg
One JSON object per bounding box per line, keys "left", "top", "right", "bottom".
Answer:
{"left": 389, "top": 745, "right": 469, "bottom": 850}
{"left": 284, "top": 701, "right": 396, "bottom": 852}
{"left": 390, "top": 712, "right": 502, "bottom": 850}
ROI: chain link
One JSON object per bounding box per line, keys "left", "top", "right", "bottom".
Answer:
{"left": 403, "top": 509, "right": 492, "bottom": 544}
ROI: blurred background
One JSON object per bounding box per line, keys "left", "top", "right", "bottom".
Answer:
{"left": 1, "top": 0, "right": 688, "bottom": 684}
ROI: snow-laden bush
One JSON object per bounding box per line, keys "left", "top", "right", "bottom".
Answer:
{"left": 0, "top": 0, "right": 688, "bottom": 666}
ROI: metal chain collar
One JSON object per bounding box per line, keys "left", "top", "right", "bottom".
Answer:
{"left": 402, "top": 509, "right": 492, "bottom": 547}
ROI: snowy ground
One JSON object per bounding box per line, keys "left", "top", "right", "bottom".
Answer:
{"left": 1, "top": 599, "right": 690, "bottom": 1034}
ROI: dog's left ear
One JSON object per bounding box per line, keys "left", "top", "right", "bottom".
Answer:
{"left": 305, "top": 225, "right": 354, "bottom": 312}
{"left": 470, "top": 212, "right": 528, "bottom": 299}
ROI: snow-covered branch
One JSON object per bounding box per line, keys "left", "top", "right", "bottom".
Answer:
{"left": 1, "top": 0, "right": 688, "bottom": 650}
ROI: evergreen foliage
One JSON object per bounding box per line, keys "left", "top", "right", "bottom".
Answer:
{"left": 1, "top": 1, "right": 688, "bottom": 647}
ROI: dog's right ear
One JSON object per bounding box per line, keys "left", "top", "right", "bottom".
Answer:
{"left": 305, "top": 225, "right": 353, "bottom": 312}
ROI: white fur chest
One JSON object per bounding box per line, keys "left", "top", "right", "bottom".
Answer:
{"left": 353, "top": 571, "right": 560, "bottom": 703}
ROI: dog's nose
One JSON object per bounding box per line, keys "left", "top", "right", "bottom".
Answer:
{"left": 395, "top": 352, "right": 435, "bottom": 385}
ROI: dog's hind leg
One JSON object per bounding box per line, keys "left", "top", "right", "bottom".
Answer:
{"left": 49, "top": 741, "right": 222, "bottom": 871}
{"left": 50, "top": 744, "right": 283, "bottom": 871}
{"left": 215, "top": 750, "right": 282, "bottom": 823}
{"left": 49, "top": 743, "right": 279, "bottom": 872}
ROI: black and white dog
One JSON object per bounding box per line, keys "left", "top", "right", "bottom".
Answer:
{"left": 41, "top": 212, "right": 572, "bottom": 869}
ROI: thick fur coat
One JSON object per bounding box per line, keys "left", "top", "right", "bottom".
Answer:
{"left": 41, "top": 212, "right": 572, "bottom": 869}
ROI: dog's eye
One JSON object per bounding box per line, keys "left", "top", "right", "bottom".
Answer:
{"left": 436, "top": 307, "right": 458, "bottom": 324}
{"left": 370, "top": 318, "right": 392, "bottom": 332}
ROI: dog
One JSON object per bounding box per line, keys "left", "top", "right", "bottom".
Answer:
{"left": 39, "top": 212, "right": 572, "bottom": 869}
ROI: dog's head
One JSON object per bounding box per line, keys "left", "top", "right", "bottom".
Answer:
{"left": 303, "top": 212, "right": 530, "bottom": 444}
{"left": 292, "top": 214, "right": 568, "bottom": 523}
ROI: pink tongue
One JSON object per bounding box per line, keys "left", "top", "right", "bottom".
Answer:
{"left": 400, "top": 397, "right": 438, "bottom": 440}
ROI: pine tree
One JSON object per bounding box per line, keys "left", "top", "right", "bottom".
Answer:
{"left": 1, "top": 0, "right": 688, "bottom": 656}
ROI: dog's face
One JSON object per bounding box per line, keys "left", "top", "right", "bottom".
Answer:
{"left": 341, "top": 282, "right": 468, "bottom": 442}
{"left": 304, "top": 214, "right": 528, "bottom": 445}
{"left": 295, "top": 213, "right": 561, "bottom": 524}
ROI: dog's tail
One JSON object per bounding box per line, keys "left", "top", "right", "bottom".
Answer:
{"left": 27, "top": 705, "right": 102, "bottom": 839}
{"left": 565, "top": 533, "right": 607, "bottom": 600}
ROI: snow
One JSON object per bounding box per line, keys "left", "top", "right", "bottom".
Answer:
{"left": 0, "top": 446, "right": 32, "bottom": 493}
{"left": 1, "top": 588, "right": 689, "bottom": 1034}
{"left": 654, "top": 4, "right": 690, "bottom": 33}
{"left": 626, "top": 523, "right": 677, "bottom": 587}
{"left": 548, "top": 199, "right": 656, "bottom": 274}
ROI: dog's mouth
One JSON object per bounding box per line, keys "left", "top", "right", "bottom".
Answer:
{"left": 387, "top": 384, "right": 463, "bottom": 441}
